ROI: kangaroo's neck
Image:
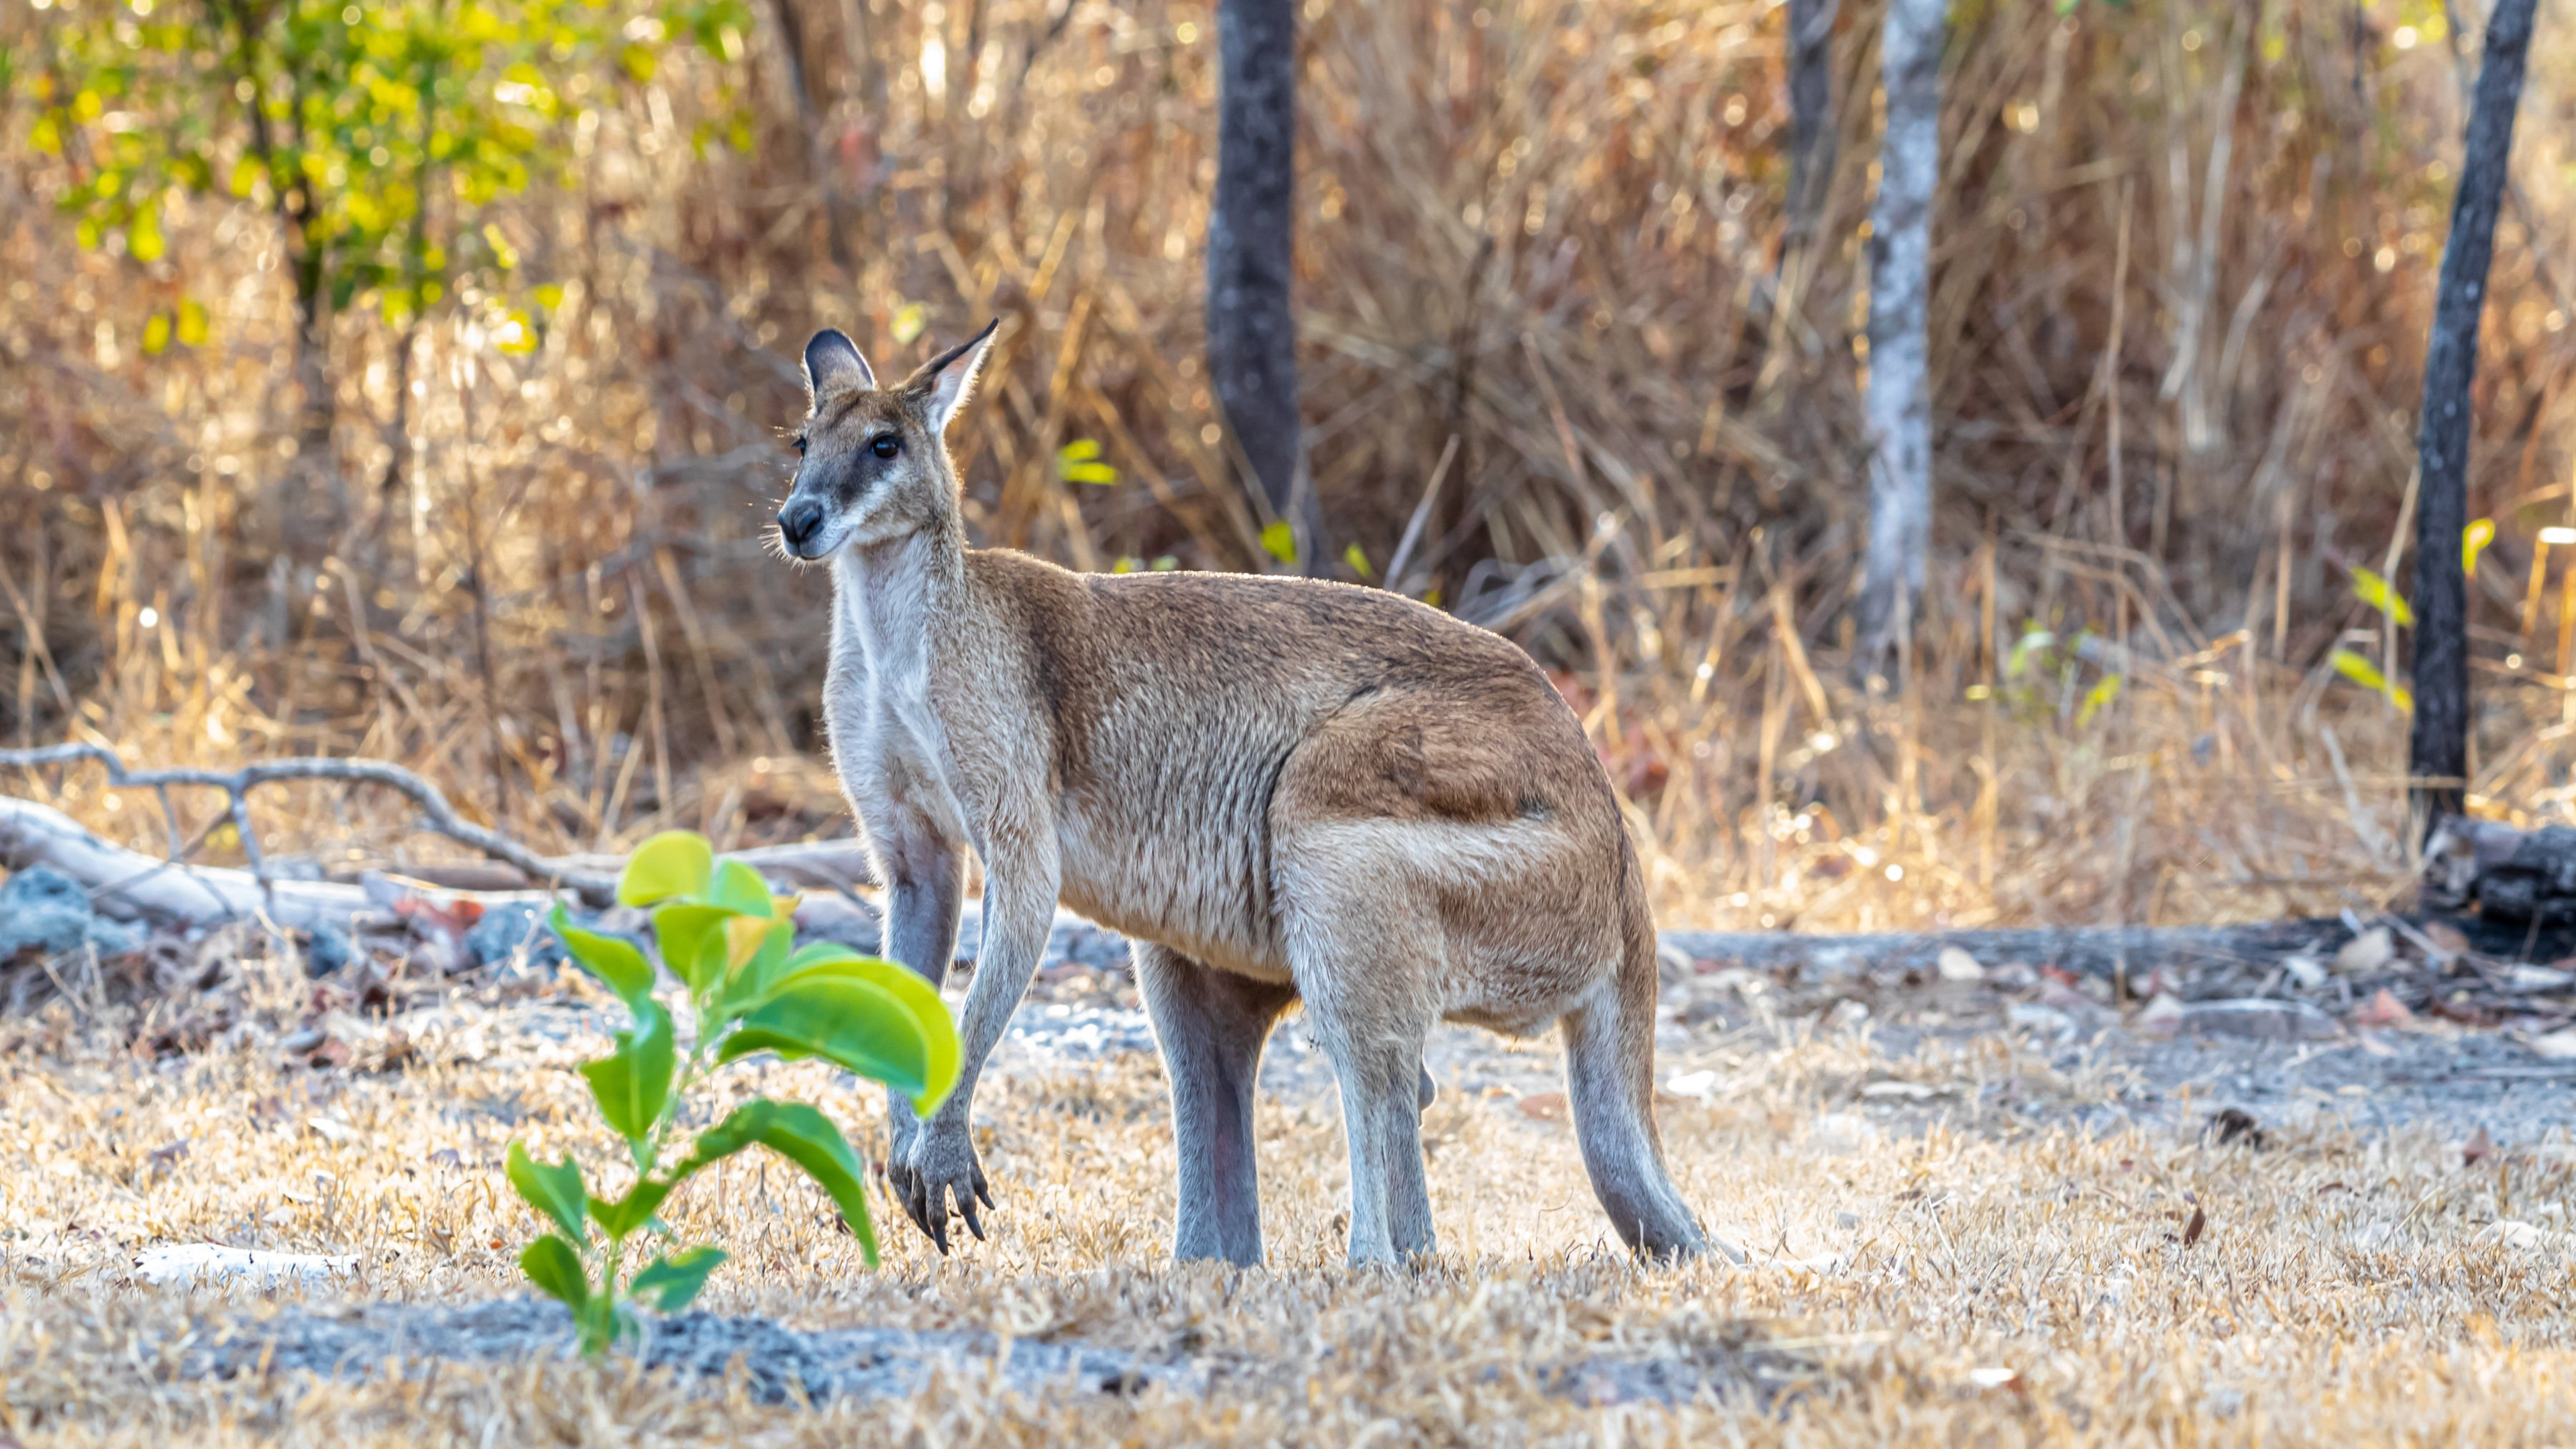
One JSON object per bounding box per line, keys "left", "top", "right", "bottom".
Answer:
{"left": 833, "top": 523, "right": 967, "bottom": 677}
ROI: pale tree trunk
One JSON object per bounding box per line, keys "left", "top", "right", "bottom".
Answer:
{"left": 1782, "top": 0, "right": 1839, "bottom": 253}
{"left": 1851, "top": 0, "right": 1945, "bottom": 682}
{"left": 2410, "top": 0, "right": 2538, "bottom": 834}
{"left": 1207, "top": 0, "right": 1320, "bottom": 570}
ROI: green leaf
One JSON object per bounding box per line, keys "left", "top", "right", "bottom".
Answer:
{"left": 651, "top": 902, "right": 737, "bottom": 994}
{"left": 175, "top": 298, "right": 209, "bottom": 347}
{"left": 580, "top": 998, "right": 674, "bottom": 1140}
{"left": 1260, "top": 520, "right": 1297, "bottom": 566}
{"left": 482, "top": 221, "right": 520, "bottom": 270}
{"left": 621, "top": 830, "right": 714, "bottom": 906}
{"left": 890, "top": 301, "right": 926, "bottom": 344}
{"left": 2350, "top": 567, "right": 2414, "bottom": 628}
{"left": 494, "top": 307, "right": 537, "bottom": 354}
{"left": 1055, "top": 438, "right": 1117, "bottom": 486}
{"left": 2465, "top": 518, "right": 2495, "bottom": 576}
{"left": 630, "top": 1245, "right": 726, "bottom": 1311}
{"left": 550, "top": 904, "right": 654, "bottom": 1006}
{"left": 716, "top": 985, "right": 922, "bottom": 1094}
{"left": 506, "top": 1142, "right": 588, "bottom": 1242}
{"left": 1344, "top": 542, "right": 1373, "bottom": 579}
{"left": 141, "top": 313, "right": 172, "bottom": 355}
{"left": 519, "top": 1233, "right": 590, "bottom": 1311}
{"left": 718, "top": 914, "right": 798, "bottom": 1015}
{"left": 2074, "top": 673, "right": 2125, "bottom": 729}
{"left": 676, "top": 1099, "right": 879, "bottom": 1266}
{"left": 589, "top": 1176, "right": 676, "bottom": 1239}
{"left": 711, "top": 858, "right": 774, "bottom": 916}
{"left": 2330, "top": 648, "right": 2414, "bottom": 712}
{"left": 718, "top": 961, "right": 958, "bottom": 1114}
{"left": 127, "top": 194, "right": 164, "bottom": 262}
{"left": 2004, "top": 628, "right": 2055, "bottom": 680}
{"left": 759, "top": 946, "right": 959, "bottom": 1106}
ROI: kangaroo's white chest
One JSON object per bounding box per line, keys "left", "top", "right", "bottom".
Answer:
{"left": 828, "top": 555, "right": 975, "bottom": 853}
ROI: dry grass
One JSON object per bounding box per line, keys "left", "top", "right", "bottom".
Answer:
{"left": 9, "top": 956, "right": 2576, "bottom": 1445}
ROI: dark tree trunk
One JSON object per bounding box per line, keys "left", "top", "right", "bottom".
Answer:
{"left": 1207, "top": 0, "right": 1318, "bottom": 569}
{"left": 1782, "top": 0, "right": 1839, "bottom": 253}
{"left": 2410, "top": 0, "right": 2538, "bottom": 832}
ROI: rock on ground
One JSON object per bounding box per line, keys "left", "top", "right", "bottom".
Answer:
{"left": 0, "top": 865, "right": 142, "bottom": 963}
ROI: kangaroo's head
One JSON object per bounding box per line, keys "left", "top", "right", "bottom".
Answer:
{"left": 775, "top": 318, "right": 998, "bottom": 560}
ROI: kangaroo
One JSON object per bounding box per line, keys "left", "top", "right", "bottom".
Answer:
{"left": 775, "top": 319, "right": 1723, "bottom": 1268}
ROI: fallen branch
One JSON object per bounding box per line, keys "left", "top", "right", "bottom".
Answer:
{"left": 0, "top": 742, "right": 617, "bottom": 903}
{"left": 0, "top": 792, "right": 1121, "bottom": 971}
{"left": 0, "top": 792, "right": 2368, "bottom": 983}
{"left": 377, "top": 843, "right": 878, "bottom": 896}
{"left": 14, "top": 742, "right": 2571, "bottom": 987}
{"left": 2, "top": 792, "right": 382, "bottom": 930}
{"left": 0, "top": 743, "right": 886, "bottom": 911}
{"left": 1656, "top": 920, "right": 2359, "bottom": 985}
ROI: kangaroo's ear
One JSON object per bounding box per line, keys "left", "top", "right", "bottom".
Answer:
{"left": 804, "top": 329, "right": 875, "bottom": 400}
{"left": 904, "top": 318, "right": 1001, "bottom": 433}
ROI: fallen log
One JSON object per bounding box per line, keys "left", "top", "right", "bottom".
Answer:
{"left": 0, "top": 792, "right": 1121, "bottom": 973}
{"left": 0, "top": 792, "right": 2413, "bottom": 986}
{"left": 13, "top": 771, "right": 2573, "bottom": 989}
{"left": 1655, "top": 920, "right": 2359, "bottom": 985}
{"left": 2, "top": 794, "right": 376, "bottom": 931}
{"left": 354, "top": 843, "right": 879, "bottom": 896}
{"left": 2423, "top": 816, "right": 2576, "bottom": 927}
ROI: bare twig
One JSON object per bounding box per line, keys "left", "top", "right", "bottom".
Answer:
{"left": 0, "top": 742, "right": 620, "bottom": 904}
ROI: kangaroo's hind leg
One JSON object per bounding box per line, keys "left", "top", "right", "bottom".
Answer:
{"left": 1295, "top": 967, "right": 1436, "bottom": 1266}
{"left": 1134, "top": 943, "right": 1297, "bottom": 1267}
{"left": 1268, "top": 854, "right": 1440, "bottom": 1267}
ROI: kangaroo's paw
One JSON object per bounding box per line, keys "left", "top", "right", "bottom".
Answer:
{"left": 894, "top": 1117, "right": 993, "bottom": 1254}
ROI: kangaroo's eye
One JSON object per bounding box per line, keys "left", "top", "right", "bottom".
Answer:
{"left": 792, "top": 433, "right": 807, "bottom": 455}
{"left": 870, "top": 434, "right": 900, "bottom": 460}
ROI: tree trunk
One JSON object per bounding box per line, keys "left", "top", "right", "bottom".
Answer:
{"left": 280, "top": 239, "right": 345, "bottom": 568}
{"left": 1851, "top": 0, "right": 1944, "bottom": 681}
{"left": 1782, "top": 0, "right": 1839, "bottom": 253}
{"left": 1206, "top": 0, "right": 1318, "bottom": 570}
{"left": 2409, "top": 0, "right": 2538, "bottom": 833}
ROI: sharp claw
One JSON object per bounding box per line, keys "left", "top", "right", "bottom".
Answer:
{"left": 975, "top": 1178, "right": 995, "bottom": 1212}
{"left": 961, "top": 1195, "right": 985, "bottom": 1242}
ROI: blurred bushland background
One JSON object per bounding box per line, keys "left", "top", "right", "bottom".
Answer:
{"left": 5, "top": 0, "right": 2575, "bottom": 932}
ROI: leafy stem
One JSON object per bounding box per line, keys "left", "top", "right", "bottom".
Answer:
{"left": 506, "top": 830, "right": 959, "bottom": 1356}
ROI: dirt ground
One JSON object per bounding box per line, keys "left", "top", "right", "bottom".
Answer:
{"left": 8, "top": 946, "right": 2576, "bottom": 1446}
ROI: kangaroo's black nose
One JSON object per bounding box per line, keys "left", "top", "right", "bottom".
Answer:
{"left": 777, "top": 497, "right": 825, "bottom": 551}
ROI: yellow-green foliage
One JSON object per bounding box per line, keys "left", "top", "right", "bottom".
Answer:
{"left": 515, "top": 830, "right": 959, "bottom": 1354}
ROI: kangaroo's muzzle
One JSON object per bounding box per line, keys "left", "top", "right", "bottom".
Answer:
{"left": 777, "top": 497, "right": 828, "bottom": 556}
